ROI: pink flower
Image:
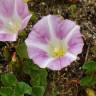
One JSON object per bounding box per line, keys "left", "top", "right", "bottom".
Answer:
{"left": 25, "top": 15, "right": 84, "bottom": 70}
{"left": 0, "top": 0, "right": 31, "bottom": 41}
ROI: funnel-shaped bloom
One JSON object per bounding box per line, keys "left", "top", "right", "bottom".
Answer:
{"left": 0, "top": 0, "right": 31, "bottom": 41}
{"left": 25, "top": 15, "right": 84, "bottom": 70}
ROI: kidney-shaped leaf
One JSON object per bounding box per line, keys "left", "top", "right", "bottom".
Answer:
{"left": 32, "top": 86, "right": 45, "bottom": 96}
{"left": 82, "top": 61, "right": 96, "bottom": 73}
{"left": 0, "top": 87, "right": 14, "bottom": 96}
{"left": 80, "top": 76, "right": 96, "bottom": 87}
{"left": 1, "top": 73, "right": 17, "bottom": 87}
{"left": 14, "top": 82, "right": 32, "bottom": 96}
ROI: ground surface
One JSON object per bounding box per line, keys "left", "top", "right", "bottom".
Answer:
{"left": 27, "top": 0, "right": 96, "bottom": 96}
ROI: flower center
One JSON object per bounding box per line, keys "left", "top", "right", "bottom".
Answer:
{"left": 7, "top": 20, "right": 21, "bottom": 33}
{"left": 8, "top": 21, "right": 20, "bottom": 33}
{"left": 49, "top": 41, "right": 67, "bottom": 58}
{"left": 52, "top": 47, "right": 66, "bottom": 58}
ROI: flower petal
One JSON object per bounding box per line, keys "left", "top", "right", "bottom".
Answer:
{"left": 61, "top": 22, "right": 84, "bottom": 55}
{"left": 57, "top": 19, "right": 77, "bottom": 40}
{"left": 0, "top": 0, "right": 14, "bottom": 17}
{"left": 32, "top": 16, "right": 51, "bottom": 44}
{"left": 16, "top": 0, "right": 30, "bottom": 19}
{"left": 68, "top": 33, "right": 84, "bottom": 55}
{"left": 47, "top": 15, "right": 60, "bottom": 41}
{"left": 64, "top": 25, "right": 80, "bottom": 43}
{"left": 0, "top": 20, "right": 4, "bottom": 29}
{"left": 33, "top": 15, "right": 79, "bottom": 42}
{"left": 47, "top": 53, "right": 77, "bottom": 70}
{"left": 21, "top": 14, "right": 32, "bottom": 29}
{"left": 0, "top": 33, "right": 18, "bottom": 41}
{"left": 41, "top": 58, "right": 55, "bottom": 68}
{"left": 26, "top": 46, "right": 51, "bottom": 68}
{"left": 27, "top": 25, "right": 50, "bottom": 44}
{"left": 32, "top": 15, "right": 63, "bottom": 43}
{"left": 25, "top": 38, "right": 48, "bottom": 52}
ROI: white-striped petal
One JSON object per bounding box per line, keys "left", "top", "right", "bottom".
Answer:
{"left": 64, "top": 25, "right": 80, "bottom": 43}
{"left": 65, "top": 52, "right": 77, "bottom": 60}
{"left": 25, "top": 39, "right": 48, "bottom": 52}
{"left": 47, "top": 15, "right": 58, "bottom": 41}
{"left": 41, "top": 58, "right": 55, "bottom": 68}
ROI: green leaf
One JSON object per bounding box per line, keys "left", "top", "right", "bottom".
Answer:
{"left": 24, "top": 59, "right": 40, "bottom": 73}
{"left": 28, "top": 69, "right": 47, "bottom": 86}
{"left": 0, "top": 87, "right": 14, "bottom": 96}
{"left": 23, "top": 59, "right": 47, "bottom": 85}
{"left": 39, "top": 69, "right": 48, "bottom": 86}
{"left": 14, "top": 82, "right": 32, "bottom": 96}
{"left": 16, "top": 43, "right": 28, "bottom": 59}
{"left": 32, "top": 86, "right": 45, "bottom": 96}
{"left": 1, "top": 73, "right": 17, "bottom": 87}
{"left": 82, "top": 61, "right": 96, "bottom": 73}
{"left": 80, "top": 76, "right": 96, "bottom": 87}
{"left": 23, "top": 59, "right": 47, "bottom": 96}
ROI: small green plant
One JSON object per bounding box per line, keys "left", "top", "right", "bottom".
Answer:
{"left": 80, "top": 61, "right": 96, "bottom": 87}
{"left": 0, "top": 73, "right": 32, "bottom": 96}
{"left": 0, "top": 42, "right": 48, "bottom": 96}
{"left": 23, "top": 59, "right": 48, "bottom": 96}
